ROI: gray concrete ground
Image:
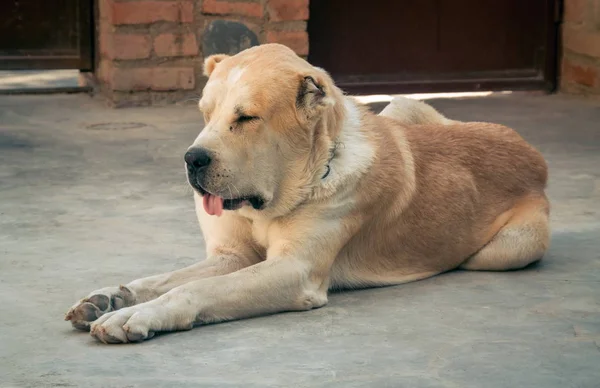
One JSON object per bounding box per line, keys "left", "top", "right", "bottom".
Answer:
{"left": 0, "top": 93, "right": 599, "bottom": 388}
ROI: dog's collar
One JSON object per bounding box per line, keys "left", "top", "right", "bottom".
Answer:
{"left": 321, "top": 142, "right": 339, "bottom": 179}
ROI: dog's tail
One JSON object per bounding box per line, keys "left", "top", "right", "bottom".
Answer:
{"left": 379, "top": 96, "right": 457, "bottom": 126}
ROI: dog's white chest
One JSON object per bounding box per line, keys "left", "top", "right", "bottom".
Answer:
{"left": 251, "top": 219, "right": 271, "bottom": 249}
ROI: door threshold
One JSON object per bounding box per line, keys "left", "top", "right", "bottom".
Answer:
{"left": 0, "top": 70, "right": 90, "bottom": 95}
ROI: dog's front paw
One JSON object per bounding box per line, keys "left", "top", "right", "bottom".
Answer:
{"left": 89, "top": 296, "right": 196, "bottom": 344}
{"left": 89, "top": 307, "right": 156, "bottom": 344}
{"left": 65, "top": 286, "right": 136, "bottom": 331}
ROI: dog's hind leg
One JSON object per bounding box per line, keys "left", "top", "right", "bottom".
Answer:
{"left": 460, "top": 195, "right": 550, "bottom": 271}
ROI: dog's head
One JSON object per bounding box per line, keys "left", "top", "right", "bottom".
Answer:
{"left": 186, "top": 44, "right": 344, "bottom": 217}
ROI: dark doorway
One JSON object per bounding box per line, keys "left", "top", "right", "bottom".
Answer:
{"left": 0, "top": 0, "right": 94, "bottom": 70}
{"left": 308, "top": 0, "right": 559, "bottom": 94}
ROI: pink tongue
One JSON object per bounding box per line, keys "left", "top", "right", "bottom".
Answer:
{"left": 202, "top": 194, "right": 224, "bottom": 216}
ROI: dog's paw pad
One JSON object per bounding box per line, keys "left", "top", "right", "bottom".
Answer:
{"left": 65, "top": 286, "right": 136, "bottom": 331}
{"left": 87, "top": 294, "right": 110, "bottom": 311}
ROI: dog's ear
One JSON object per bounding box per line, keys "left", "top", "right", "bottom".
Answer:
{"left": 296, "top": 74, "right": 335, "bottom": 119}
{"left": 203, "top": 54, "right": 230, "bottom": 77}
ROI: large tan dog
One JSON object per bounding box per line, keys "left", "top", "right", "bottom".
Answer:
{"left": 65, "top": 44, "right": 549, "bottom": 344}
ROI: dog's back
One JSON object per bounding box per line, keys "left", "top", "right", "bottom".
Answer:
{"left": 379, "top": 96, "right": 547, "bottom": 194}
{"left": 379, "top": 96, "right": 456, "bottom": 126}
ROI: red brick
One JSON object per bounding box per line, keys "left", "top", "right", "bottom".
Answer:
{"left": 96, "top": 60, "right": 113, "bottom": 83}
{"left": 98, "top": 0, "right": 111, "bottom": 21}
{"left": 564, "top": 0, "right": 587, "bottom": 23}
{"left": 110, "top": 1, "right": 193, "bottom": 24}
{"left": 202, "top": 0, "right": 263, "bottom": 18}
{"left": 110, "top": 68, "right": 149, "bottom": 91}
{"left": 98, "top": 25, "right": 113, "bottom": 59}
{"left": 266, "top": 31, "right": 308, "bottom": 55}
{"left": 180, "top": 1, "right": 194, "bottom": 22}
{"left": 267, "top": 0, "right": 308, "bottom": 21}
{"left": 110, "top": 67, "right": 195, "bottom": 91}
{"left": 102, "top": 33, "right": 151, "bottom": 60}
{"left": 563, "top": 26, "right": 600, "bottom": 58}
{"left": 594, "top": 0, "right": 600, "bottom": 27}
{"left": 154, "top": 33, "right": 198, "bottom": 57}
{"left": 152, "top": 68, "right": 195, "bottom": 90}
{"left": 562, "top": 58, "right": 599, "bottom": 88}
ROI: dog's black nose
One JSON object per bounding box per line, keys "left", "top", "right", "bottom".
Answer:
{"left": 185, "top": 147, "right": 212, "bottom": 170}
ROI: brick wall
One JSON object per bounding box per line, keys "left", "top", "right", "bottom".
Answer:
{"left": 95, "top": 0, "right": 309, "bottom": 107}
{"left": 561, "top": 0, "right": 600, "bottom": 96}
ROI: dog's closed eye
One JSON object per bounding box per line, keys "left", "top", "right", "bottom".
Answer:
{"left": 237, "top": 115, "right": 258, "bottom": 123}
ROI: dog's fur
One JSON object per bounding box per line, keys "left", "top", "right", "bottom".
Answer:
{"left": 65, "top": 44, "right": 550, "bottom": 344}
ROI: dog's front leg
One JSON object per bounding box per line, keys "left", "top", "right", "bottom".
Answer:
{"left": 89, "top": 219, "right": 351, "bottom": 344}
{"left": 65, "top": 249, "right": 261, "bottom": 331}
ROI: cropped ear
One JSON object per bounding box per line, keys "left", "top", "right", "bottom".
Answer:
{"left": 203, "top": 54, "right": 230, "bottom": 77}
{"left": 296, "top": 74, "right": 335, "bottom": 119}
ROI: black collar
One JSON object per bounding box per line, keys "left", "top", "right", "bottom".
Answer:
{"left": 321, "top": 142, "right": 339, "bottom": 179}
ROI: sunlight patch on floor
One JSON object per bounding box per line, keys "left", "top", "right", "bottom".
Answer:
{"left": 0, "top": 70, "right": 80, "bottom": 90}
{"left": 354, "top": 91, "right": 512, "bottom": 104}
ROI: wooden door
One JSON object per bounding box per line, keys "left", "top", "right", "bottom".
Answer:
{"left": 0, "top": 0, "right": 93, "bottom": 70}
{"left": 308, "top": 0, "right": 559, "bottom": 94}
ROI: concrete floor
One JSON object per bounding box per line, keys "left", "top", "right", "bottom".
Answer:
{"left": 0, "top": 93, "right": 599, "bottom": 388}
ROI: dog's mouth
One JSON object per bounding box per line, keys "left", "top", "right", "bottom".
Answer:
{"left": 194, "top": 184, "right": 265, "bottom": 216}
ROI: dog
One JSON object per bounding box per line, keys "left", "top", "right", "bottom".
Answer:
{"left": 65, "top": 44, "right": 550, "bottom": 344}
